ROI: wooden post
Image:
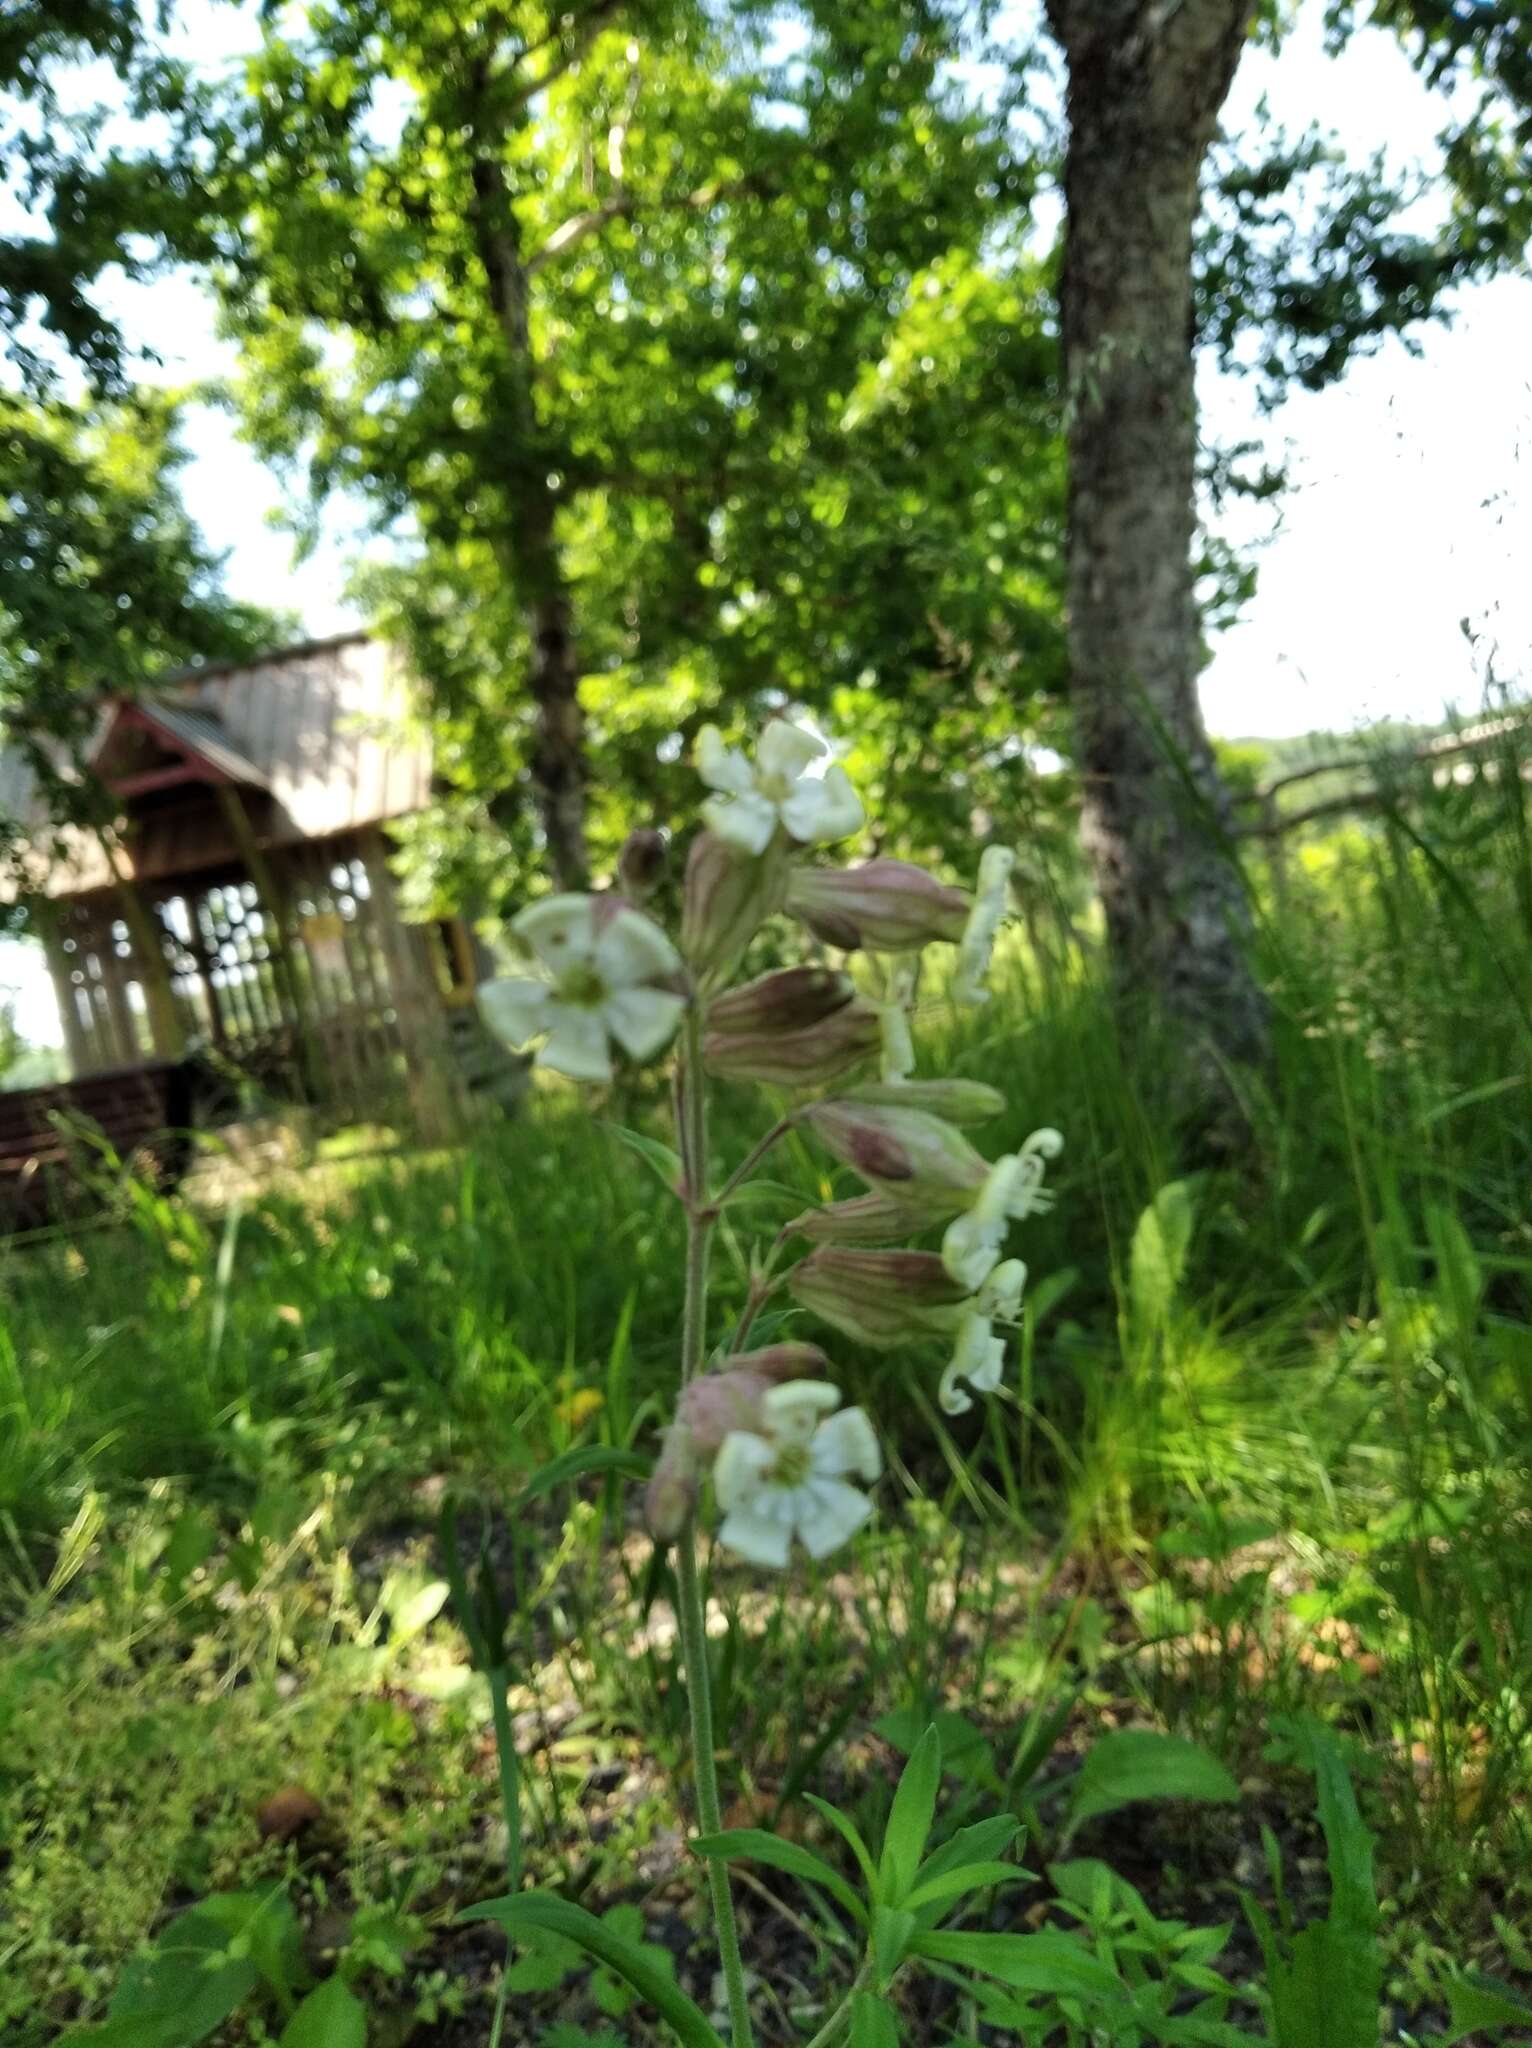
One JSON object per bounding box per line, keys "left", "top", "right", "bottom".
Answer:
{"left": 361, "top": 828, "right": 463, "bottom": 1140}
{"left": 215, "top": 784, "right": 324, "bottom": 1098}
{"left": 30, "top": 897, "right": 93, "bottom": 1077}
{"left": 98, "top": 831, "right": 186, "bottom": 1059}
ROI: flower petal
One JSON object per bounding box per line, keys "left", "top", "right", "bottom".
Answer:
{"left": 757, "top": 718, "right": 825, "bottom": 782}
{"left": 941, "top": 1208, "right": 1006, "bottom": 1290}
{"left": 593, "top": 906, "right": 683, "bottom": 986}
{"left": 940, "top": 1313, "right": 1006, "bottom": 1414}
{"left": 712, "top": 1430, "right": 775, "bottom": 1512}
{"left": 702, "top": 790, "right": 780, "bottom": 857}
{"left": 779, "top": 765, "right": 863, "bottom": 847}
{"left": 717, "top": 1500, "right": 794, "bottom": 1568}
{"left": 762, "top": 1379, "right": 842, "bottom": 1445}
{"left": 794, "top": 1476, "right": 874, "bottom": 1559}
{"left": 602, "top": 985, "right": 686, "bottom": 1061}
{"left": 536, "top": 1005, "right": 613, "bottom": 1083}
{"left": 478, "top": 976, "right": 552, "bottom": 1049}
{"left": 697, "top": 725, "right": 757, "bottom": 796}
{"left": 811, "top": 1406, "right": 882, "bottom": 1483}
{"left": 514, "top": 893, "right": 597, "bottom": 970}
{"left": 978, "top": 1258, "right": 1028, "bottom": 1322}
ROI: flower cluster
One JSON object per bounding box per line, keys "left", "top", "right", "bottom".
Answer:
{"left": 479, "top": 715, "right": 1062, "bottom": 1568}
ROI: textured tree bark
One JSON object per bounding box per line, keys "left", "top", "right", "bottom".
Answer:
{"left": 1047, "top": 0, "right": 1270, "bottom": 1131}
{"left": 469, "top": 128, "right": 591, "bottom": 892}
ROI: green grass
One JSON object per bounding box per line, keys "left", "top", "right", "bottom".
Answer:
{"left": 2, "top": 753, "right": 1530, "bottom": 2039}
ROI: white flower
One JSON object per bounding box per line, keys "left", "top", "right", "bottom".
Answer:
{"left": 940, "top": 1259, "right": 1027, "bottom": 1416}
{"left": 953, "top": 845, "right": 1015, "bottom": 1005}
{"left": 479, "top": 894, "right": 685, "bottom": 1084}
{"left": 697, "top": 720, "right": 864, "bottom": 857}
{"left": 712, "top": 1380, "right": 881, "bottom": 1568}
{"left": 940, "top": 1129, "right": 1063, "bottom": 1289}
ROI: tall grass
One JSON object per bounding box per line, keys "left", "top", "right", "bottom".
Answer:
{"left": 1, "top": 732, "right": 1529, "bottom": 1949}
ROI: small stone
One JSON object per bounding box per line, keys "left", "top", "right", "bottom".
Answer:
{"left": 256, "top": 1785, "right": 324, "bottom": 1842}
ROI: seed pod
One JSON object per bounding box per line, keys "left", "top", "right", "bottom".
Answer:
{"left": 786, "top": 859, "right": 970, "bottom": 952}
{"left": 803, "top": 1099, "right": 989, "bottom": 1210}
{"left": 789, "top": 1247, "right": 969, "bottom": 1348}
{"left": 681, "top": 830, "right": 789, "bottom": 989}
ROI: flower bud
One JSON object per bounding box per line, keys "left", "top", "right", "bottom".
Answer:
{"left": 803, "top": 1099, "right": 989, "bottom": 1211}
{"left": 789, "top": 1247, "right": 969, "bottom": 1348}
{"left": 786, "top": 860, "right": 970, "bottom": 952}
{"left": 784, "top": 1191, "right": 932, "bottom": 1245}
{"left": 845, "top": 1077, "right": 1007, "bottom": 1125}
{"left": 618, "top": 828, "right": 668, "bottom": 900}
{"left": 709, "top": 967, "right": 855, "bottom": 1035}
{"left": 645, "top": 1423, "right": 699, "bottom": 1540}
{"left": 705, "top": 1000, "right": 880, "bottom": 1088}
{"left": 681, "top": 829, "right": 789, "bottom": 989}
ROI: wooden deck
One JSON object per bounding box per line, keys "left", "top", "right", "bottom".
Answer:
{"left": 0, "top": 1060, "right": 201, "bottom": 1229}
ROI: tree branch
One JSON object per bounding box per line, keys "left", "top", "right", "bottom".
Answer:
{"left": 525, "top": 175, "right": 764, "bottom": 276}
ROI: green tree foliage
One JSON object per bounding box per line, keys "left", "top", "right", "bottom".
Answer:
{"left": 187, "top": 0, "right": 1065, "bottom": 904}
{"left": 0, "top": 392, "right": 284, "bottom": 872}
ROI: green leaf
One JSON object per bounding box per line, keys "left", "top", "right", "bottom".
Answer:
{"left": 879, "top": 1724, "right": 942, "bottom": 1902}
{"left": 191, "top": 1889, "right": 306, "bottom": 2002}
{"left": 509, "top": 1446, "right": 647, "bottom": 1516}
{"left": 850, "top": 1990, "right": 901, "bottom": 2048}
{"left": 504, "top": 1928, "right": 581, "bottom": 1994}
{"left": 279, "top": 1978, "right": 367, "bottom": 2048}
{"left": 64, "top": 1900, "right": 265, "bottom": 2047}
{"left": 803, "top": 1794, "right": 881, "bottom": 1897}
{"left": 873, "top": 1707, "right": 998, "bottom": 1791}
{"left": 1441, "top": 1972, "right": 1532, "bottom": 2045}
{"left": 912, "top": 1929, "right": 1125, "bottom": 2003}
{"left": 904, "top": 1861, "right": 1022, "bottom": 1914}
{"left": 460, "top": 1893, "right": 724, "bottom": 2048}
{"left": 693, "top": 1829, "right": 867, "bottom": 1923}
{"left": 603, "top": 1123, "right": 684, "bottom": 1194}
{"left": 872, "top": 1906, "right": 916, "bottom": 1989}
{"left": 1129, "top": 1179, "right": 1197, "bottom": 1338}
{"left": 1065, "top": 1731, "right": 1239, "bottom": 1840}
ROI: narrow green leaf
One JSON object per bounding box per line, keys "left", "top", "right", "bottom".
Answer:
{"left": 509, "top": 1446, "right": 647, "bottom": 1515}
{"left": 693, "top": 1829, "right": 866, "bottom": 1924}
{"left": 904, "top": 1861, "right": 1022, "bottom": 1914}
{"left": 912, "top": 1929, "right": 1125, "bottom": 2003}
{"left": 460, "top": 1892, "right": 725, "bottom": 2048}
{"left": 1441, "top": 1971, "right": 1532, "bottom": 2045}
{"left": 279, "top": 1978, "right": 367, "bottom": 2048}
{"left": 850, "top": 1990, "right": 901, "bottom": 2048}
{"left": 603, "top": 1123, "right": 684, "bottom": 1194}
{"left": 879, "top": 1724, "right": 942, "bottom": 1902}
{"left": 872, "top": 1906, "right": 916, "bottom": 1989}
{"left": 804, "top": 1794, "right": 881, "bottom": 1898}
{"left": 1065, "top": 1731, "right": 1239, "bottom": 1840}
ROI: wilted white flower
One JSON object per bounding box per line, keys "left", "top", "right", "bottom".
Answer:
{"left": 953, "top": 845, "right": 1016, "bottom": 1005}
{"left": 712, "top": 1380, "right": 881, "bottom": 1567}
{"left": 940, "top": 1128, "right": 1063, "bottom": 1289}
{"left": 697, "top": 720, "right": 863, "bottom": 857}
{"left": 939, "top": 1258, "right": 1027, "bottom": 1416}
{"left": 877, "top": 955, "right": 919, "bottom": 1083}
{"left": 479, "top": 894, "right": 685, "bottom": 1084}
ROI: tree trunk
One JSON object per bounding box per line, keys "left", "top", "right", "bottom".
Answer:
{"left": 1047, "top": 0, "right": 1269, "bottom": 1131}
{"left": 468, "top": 122, "right": 590, "bottom": 892}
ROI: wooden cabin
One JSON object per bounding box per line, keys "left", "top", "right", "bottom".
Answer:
{"left": 0, "top": 633, "right": 496, "bottom": 1164}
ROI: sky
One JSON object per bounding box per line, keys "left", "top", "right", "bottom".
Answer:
{"left": 3, "top": 1, "right": 1530, "bottom": 1046}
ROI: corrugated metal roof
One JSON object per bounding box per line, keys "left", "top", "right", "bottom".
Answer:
{"left": 0, "top": 634, "right": 434, "bottom": 899}
{"left": 126, "top": 700, "right": 273, "bottom": 790}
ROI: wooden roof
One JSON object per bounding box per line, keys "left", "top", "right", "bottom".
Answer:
{"left": 1, "top": 633, "right": 434, "bottom": 900}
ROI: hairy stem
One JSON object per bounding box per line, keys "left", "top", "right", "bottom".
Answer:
{"left": 674, "top": 1007, "right": 755, "bottom": 2048}
{"left": 677, "top": 1527, "right": 754, "bottom": 2048}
